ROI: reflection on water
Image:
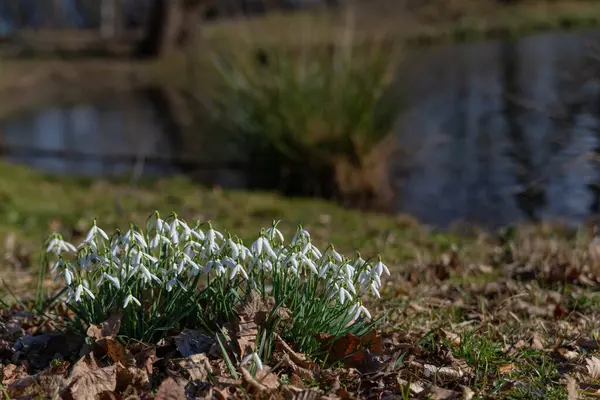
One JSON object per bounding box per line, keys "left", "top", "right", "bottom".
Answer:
{"left": 394, "top": 29, "right": 600, "bottom": 228}
{"left": 4, "top": 29, "right": 600, "bottom": 228}
{"left": 0, "top": 93, "right": 182, "bottom": 176}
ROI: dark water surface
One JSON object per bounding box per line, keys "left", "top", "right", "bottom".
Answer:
{"left": 4, "top": 29, "right": 600, "bottom": 229}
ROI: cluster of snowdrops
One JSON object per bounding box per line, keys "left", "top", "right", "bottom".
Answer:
{"left": 44, "top": 212, "right": 389, "bottom": 363}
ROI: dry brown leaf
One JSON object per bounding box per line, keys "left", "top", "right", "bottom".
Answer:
{"left": 282, "top": 385, "right": 321, "bottom": 400}
{"left": 240, "top": 367, "right": 279, "bottom": 394}
{"left": 116, "top": 363, "right": 149, "bottom": 391}
{"left": 70, "top": 356, "right": 98, "bottom": 383}
{"left": 422, "top": 364, "right": 463, "bottom": 380}
{"left": 173, "top": 353, "right": 213, "bottom": 382}
{"left": 499, "top": 363, "right": 515, "bottom": 375}
{"left": 1, "top": 364, "right": 28, "bottom": 386}
{"left": 233, "top": 291, "right": 290, "bottom": 359}
{"left": 280, "top": 353, "right": 315, "bottom": 381}
{"left": 586, "top": 357, "right": 600, "bottom": 379}
{"left": 567, "top": 376, "right": 579, "bottom": 400}
{"left": 577, "top": 337, "right": 600, "bottom": 350}
{"left": 86, "top": 311, "right": 122, "bottom": 340}
{"left": 6, "top": 369, "right": 67, "bottom": 399}
{"left": 155, "top": 377, "right": 186, "bottom": 400}
{"left": 131, "top": 344, "right": 156, "bottom": 376}
{"left": 95, "top": 337, "right": 135, "bottom": 367}
{"left": 315, "top": 330, "right": 382, "bottom": 369}
{"left": 69, "top": 365, "right": 117, "bottom": 400}
{"left": 531, "top": 333, "right": 545, "bottom": 350}
{"left": 175, "top": 328, "right": 215, "bottom": 357}
{"left": 461, "top": 385, "right": 475, "bottom": 400}
{"left": 428, "top": 385, "right": 460, "bottom": 400}
{"left": 274, "top": 334, "right": 316, "bottom": 370}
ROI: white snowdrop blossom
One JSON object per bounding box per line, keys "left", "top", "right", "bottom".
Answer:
{"left": 44, "top": 212, "right": 389, "bottom": 343}
{"left": 241, "top": 352, "right": 264, "bottom": 371}
{"left": 123, "top": 294, "right": 141, "bottom": 308}
{"left": 46, "top": 236, "right": 77, "bottom": 255}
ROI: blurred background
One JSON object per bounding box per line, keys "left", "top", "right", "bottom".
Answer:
{"left": 3, "top": 0, "right": 600, "bottom": 230}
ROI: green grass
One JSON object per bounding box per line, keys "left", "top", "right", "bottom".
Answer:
{"left": 4, "top": 161, "right": 600, "bottom": 397}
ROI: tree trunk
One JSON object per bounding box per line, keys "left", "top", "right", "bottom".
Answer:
{"left": 134, "top": 0, "right": 183, "bottom": 58}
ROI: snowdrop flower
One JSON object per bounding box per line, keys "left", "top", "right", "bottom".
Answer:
{"left": 229, "top": 263, "right": 248, "bottom": 280}
{"left": 149, "top": 215, "right": 168, "bottom": 234}
{"left": 123, "top": 229, "right": 148, "bottom": 249}
{"left": 339, "top": 287, "right": 352, "bottom": 304}
{"left": 327, "top": 246, "right": 344, "bottom": 263}
{"left": 291, "top": 228, "right": 310, "bottom": 245}
{"left": 240, "top": 352, "right": 263, "bottom": 371}
{"left": 97, "top": 273, "right": 120, "bottom": 289}
{"left": 149, "top": 234, "right": 171, "bottom": 250}
{"left": 166, "top": 278, "right": 187, "bottom": 292}
{"left": 300, "top": 254, "right": 318, "bottom": 275}
{"left": 351, "top": 303, "right": 372, "bottom": 320}
{"left": 139, "top": 265, "right": 162, "bottom": 284}
{"left": 262, "top": 259, "right": 273, "bottom": 271}
{"left": 50, "top": 258, "right": 65, "bottom": 274}
{"left": 80, "top": 223, "right": 109, "bottom": 249}
{"left": 266, "top": 226, "right": 284, "bottom": 243}
{"left": 207, "top": 226, "right": 223, "bottom": 246}
{"left": 353, "top": 256, "right": 367, "bottom": 269}
{"left": 373, "top": 260, "right": 390, "bottom": 277}
{"left": 59, "top": 266, "right": 75, "bottom": 286}
{"left": 262, "top": 239, "right": 277, "bottom": 260}
{"left": 251, "top": 237, "right": 264, "bottom": 256}
{"left": 74, "top": 284, "right": 95, "bottom": 302}
{"left": 190, "top": 228, "right": 205, "bottom": 241}
{"left": 46, "top": 236, "right": 77, "bottom": 255}
{"left": 370, "top": 282, "right": 381, "bottom": 298}
{"left": 123, "top": 294, "right": 141, "bottom": 308}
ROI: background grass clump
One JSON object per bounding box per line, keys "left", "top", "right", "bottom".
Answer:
{"left": 207, "top": 31, "right": 404, "bottom": 209}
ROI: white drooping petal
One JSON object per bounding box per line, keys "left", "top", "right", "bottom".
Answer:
{"left": 123, "top": 294, "right": 141, "bottom": 308}
{"left": 241, "top": 352, "right": 263, "bottom": 371}
{"left": 229, "top": 264, "right": 248, "bottom": 280}
{"left": 339, "top": 287, "right": 351, "bottom": 304}
{"left": 64, "top": 268, "right": 74, "bottom": 285}
{"left": 370, "top": 281, "right": 380, "bottom": 298}
{"left": 301, "top": 254, "right": 318, "bottom": 275}
{"left": 251, "top": 237, "right": 263, "bottom": 256}
{"left": 262, "top": 238, "right": 277, "bottom": 259}
{"left": 352, "top": 303, "right": 372, "bottom": 320}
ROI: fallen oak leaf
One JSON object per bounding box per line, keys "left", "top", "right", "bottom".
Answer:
{"left": 240, "top": 367, "right": 279, "bottom": 394}
{"left": 115, "top": 363, "right": 149, "bottom": 392}
{"left": 315, "top": 330, "right": 383, "bottom": 369}
{"left": 586, "top": 357, "right": 600, "bottom": 379}
{"left": 155, "top": 377, "right": 186, "bottom": 400}
{"left": 86, "top": 311, "right": 122, "bottom": 341}
{"left": 174, "top": 328, "right": 214, "bottom": 357}
{"left": 67, "top": 364, "right": 117, "bottom": 400}
{"left": 274, "top": 334, "right": 316, "bottom": 370}
{"left": 95, "top": 337, "right": 135, "bottom": 367}
{"left": 171, "top": 353, "right": 213, "bottom": 382}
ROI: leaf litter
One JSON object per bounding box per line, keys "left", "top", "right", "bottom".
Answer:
{"left": 6, "top": 234, "right": 600, "bottom": 398}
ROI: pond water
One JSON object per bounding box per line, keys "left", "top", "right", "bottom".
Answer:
{"left": 4, "top": 28, "right": 600, "bottom": 229}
